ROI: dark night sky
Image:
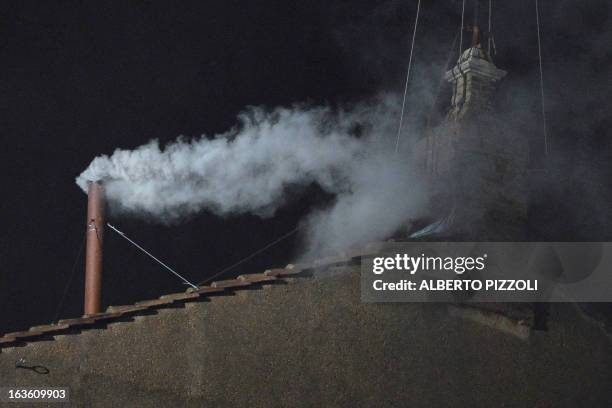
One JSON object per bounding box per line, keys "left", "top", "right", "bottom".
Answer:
{"left": 1, "top": 0, "right": 610, "bottom": 334}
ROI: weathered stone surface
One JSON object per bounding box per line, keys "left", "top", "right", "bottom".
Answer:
{"left": 1, "top": 268, "right": 610, "bottom": 407}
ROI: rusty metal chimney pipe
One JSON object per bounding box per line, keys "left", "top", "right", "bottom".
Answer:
{"left": 84, "top": 181, "right": 105, "bottom": 316}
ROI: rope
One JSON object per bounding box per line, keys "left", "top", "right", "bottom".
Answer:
{"left": 488, "top": 0, "right": 492, "bottom": 55}
{"left": 459, "top": 0, "right": 466, "bottom": 56}
{"left": 197, "top": 225, "right": 302, "bottom": 286}
{"left": 535, "top": 0, "right": 548, "bottom": 156}
{"left": 52, "top": 231, "right": 87, "bottom": 323}
{"left": 394, "top": 0, "right": 422, "bottom": 153}
{"left": 107, "top": 223, "right": 198, "bottom": 289}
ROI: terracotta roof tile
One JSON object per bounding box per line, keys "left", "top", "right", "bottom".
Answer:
{"left": 3, "top": 330, "right": 45, "bottom": 340}
{"left": 237, "top": 273, "right": 277, "bottom": 283}
{"left": 27, "top": 324, "right": 71, "bottom": 337}
{"left": 57, "top": 317, "right": 96, "bottom": 326}
{"left": 86, "top": 311, "right": 127, "bottom": 321}
{"left": 29, "top": 323, "right": 69, "bottom": 332}
{"left": 135, "top": 298, "right": 177, "bottom": 308}
{"left": 210, "top": 279, "right": 252, "bottom": 289}
{"left": 184, "top": 286, "right": 226, "bottom": 296}
{"left": 106, "top": 304, "right": 153, "bottom": 314}
{"left": 161, "top": 291, "right": 206, "bottom": 302}
{"left": 0, "top": 337, "right": 21, "bottom": 346}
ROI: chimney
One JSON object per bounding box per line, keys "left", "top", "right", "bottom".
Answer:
{"left": 84, "top": 181, "right": 105, "bottom": 316}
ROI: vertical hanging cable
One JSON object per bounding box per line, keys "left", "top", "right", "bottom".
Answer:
{"left": 488, "top": 0, "right": 492, "bottom": 55}
{"left": 459, "top": 0, "right": 466, "bottom": 56}
{"left": 425, "top": 26, "right": 460, "bottom": 174}
{"left": 52, "top": 232, "right": 87, "bottom": 323}
{"left": 535, "top": 0, "right": 548, "bottom": 156}
{"left": 394, "top": 0, "right": 421, "bottom": 153}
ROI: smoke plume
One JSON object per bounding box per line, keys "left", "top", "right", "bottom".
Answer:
{"left": 76, "top": 94, "right": 428, "bottom": 254}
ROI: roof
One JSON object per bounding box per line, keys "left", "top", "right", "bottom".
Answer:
{"left": 2, "top": 241, "right": 561, "bottom": 350}
{"left": 0, "top": 251, "right": 365, "bottom": 352}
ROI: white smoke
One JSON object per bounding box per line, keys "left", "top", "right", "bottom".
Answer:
{"left": 76, "top": 94, "right": 427, "bottom": 254}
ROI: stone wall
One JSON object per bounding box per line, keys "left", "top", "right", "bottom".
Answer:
{"left": 1, "top": 268, "right": 611, "bottom": 407}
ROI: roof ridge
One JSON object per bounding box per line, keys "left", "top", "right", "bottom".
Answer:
{"left": 0, "top": 250, "right": 369, "bottom": 351}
